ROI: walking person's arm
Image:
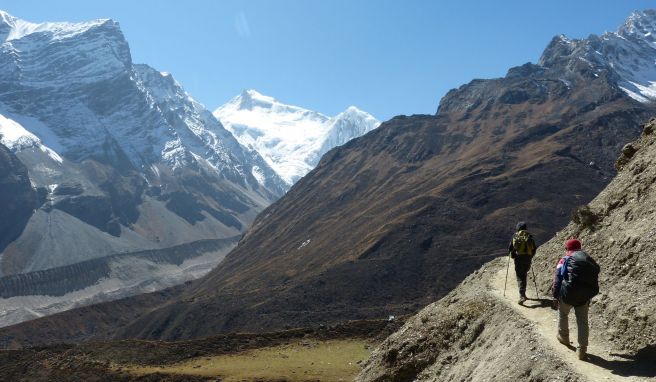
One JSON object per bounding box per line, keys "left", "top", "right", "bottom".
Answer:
{"left": 508, "top": 236, "right": 516, "bottom": 258}
{"left": 552, "top": 256, "right": 568, "bottom": 306}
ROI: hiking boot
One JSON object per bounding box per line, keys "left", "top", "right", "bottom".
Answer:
{"left": 557, "top": 334, "right": 570, "bottom": 346}
{"left": 518, "top": 295, "right": 527, "bottom": 304}
{"left": 577, "top": 346, "right": 588, "bottom": 360}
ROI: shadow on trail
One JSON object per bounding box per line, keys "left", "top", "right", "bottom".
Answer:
{"left": 587, "top": 344, "right": 656, "bottom": 378}
{"left": 520, "top": 298, "right": 554, "bottom": 310}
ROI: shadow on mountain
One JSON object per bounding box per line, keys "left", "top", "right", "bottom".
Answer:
{"left": 0, "top": 144, "right": 36, "bottom": 254}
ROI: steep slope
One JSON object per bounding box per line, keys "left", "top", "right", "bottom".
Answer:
{"left": 214, "top": 89, "right": 380, "bottom": 185}
{"left": 0, "top": 11, "right": 285, "bottom": 325}
{"left": 110, "top": 11, "right": 656, "bottom": 340}
{"left": 357, "top": 118, "right": 656, "bottom": 382}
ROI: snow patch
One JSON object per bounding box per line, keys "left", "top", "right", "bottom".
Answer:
{"left": 0, "top": 113, "right": 62, "bottom": 163}
{"left": 251, "top": 165, "right": 265, "bottom": 185}
{"left": 298, "top": 239, "right": 311, "bottom": 250}
{"left": 150, "top": 164, "right": 160, "bottom": 178}
{"left": 620, "top": 85, "right": 650, "bottom": 102}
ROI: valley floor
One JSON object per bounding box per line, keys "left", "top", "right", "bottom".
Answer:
{"left": 0, "top": 318, "right": 401, "bottom": 381}
{"left": 120, "top": 339, "right": 371, "bottom": 381}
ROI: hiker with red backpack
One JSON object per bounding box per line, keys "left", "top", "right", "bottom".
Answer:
{"left": 508, "top": 222, "right": 537, "bottom": 304}
{"left": 552, "top": 238, "right": 600, "bottom": 360}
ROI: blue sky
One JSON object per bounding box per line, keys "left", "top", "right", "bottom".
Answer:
{"left": 2, "top": 0, "right": 655, "bottom": 120}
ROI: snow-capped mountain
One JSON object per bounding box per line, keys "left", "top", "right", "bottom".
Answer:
{"left": 214, "top": 90, "right": 380, "bottom": 185}
{"left": 0, "top": 11, "right": 285, "bottom": 193}
{"left": 539, "top": 9, "right": 656, "bottom": 103}
{"left": 0, "top": 10, "right": 286, "bottom": 325}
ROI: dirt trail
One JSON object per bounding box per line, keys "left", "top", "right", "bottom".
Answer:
{"left": 491, "top": 267, "right": 647, "bottom": 382}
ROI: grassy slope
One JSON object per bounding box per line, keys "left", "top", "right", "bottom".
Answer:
{"left": 123, "top": 339, "right": 372, "bottom": 381}
{"left": 0, "top": 319, "right": 402, "bottom": 381}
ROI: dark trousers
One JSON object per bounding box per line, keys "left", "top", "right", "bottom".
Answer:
{"left": 514, "top": 256, "right": 533, "bottom": 297}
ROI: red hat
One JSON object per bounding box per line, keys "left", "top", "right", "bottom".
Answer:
{"left": 565, "top": 239, "right": 582, "bottom": 251}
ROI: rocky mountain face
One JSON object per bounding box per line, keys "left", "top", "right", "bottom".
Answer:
{"left": 0, "top": 11, "right": 285, "bottom": 326}
{"left": 214, "top": 89, "right": 380, "bottom": 185}
{"left": 357, "top": 118, "right": 656, "bottom": 381}
{"left": 103, "top": 11, "right": 656, "bottom": 340}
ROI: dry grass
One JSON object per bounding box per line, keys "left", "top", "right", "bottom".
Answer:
{"left": 122, "top": 339, "right": 372, "bottom": 381}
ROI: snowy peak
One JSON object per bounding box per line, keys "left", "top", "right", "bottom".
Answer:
{"left": 617, "top": 9, "right": 656, "bottom": 40}
{"left": 320, "top": 106, "right": 379, "bottom": 155}
{"left": 236, "top": 89, "right": 278, "bottom": 110}
{"left": 538, "top": 9, "right": 656, "bottom": 104}
{"left": 0, "top": 10, "right": 130, "bottom": 87}
{"left": 227, "top": 89, "right": 323, "bottom": 119}
{"left": 332, "top": 106, "right": 377, "bottom": 125}
{"left": 214, "top": 91, "right": 379, "bottom": 185}
{"left": 603, "top": 9, "right": 656, "bottom": 103}
{"left": 0, "top": 10, "right": 120, "bottom": 44}
{"left": 0, "top": 10, "right": 17, "bottom": 31}
{"left": 127, "top": 65, "right": 287, "bottom": 195}
{"left": 133, "top": 64, "right": 187, "bottom": 105}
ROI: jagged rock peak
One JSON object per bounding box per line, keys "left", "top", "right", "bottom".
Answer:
{"left": 618, "top": 9, "right": 656, "bottom": 39}
{"left": 0, "top": 9, "right": 119, "bottom": 42}
{"left": 0, "top": 10, "right": 131, "bottom": 88}
{"left": 439, "top": 9, "right": 656, "bottom": 116}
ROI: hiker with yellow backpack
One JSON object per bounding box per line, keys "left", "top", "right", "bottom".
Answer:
{"left": 507, "top": 221, "right": 537, "bottom": 304}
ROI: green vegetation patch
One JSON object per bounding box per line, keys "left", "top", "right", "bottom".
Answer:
{"left": 122, "top": 339, "right": 372, "bottom": 381}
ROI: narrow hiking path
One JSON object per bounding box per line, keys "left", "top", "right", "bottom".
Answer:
{"left": 490, "top": 267, "right": 647, "bottom": 382}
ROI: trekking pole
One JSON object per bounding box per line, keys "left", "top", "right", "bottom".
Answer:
{"left": 531, "top": 266, "right": 539, "bottom": 299}
{"left": 503, "top": 252, "right": 511, "bottom": 297}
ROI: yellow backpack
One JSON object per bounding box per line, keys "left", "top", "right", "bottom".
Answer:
{"left": 512, "top": 230, "right": 535, "bottom": 256}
